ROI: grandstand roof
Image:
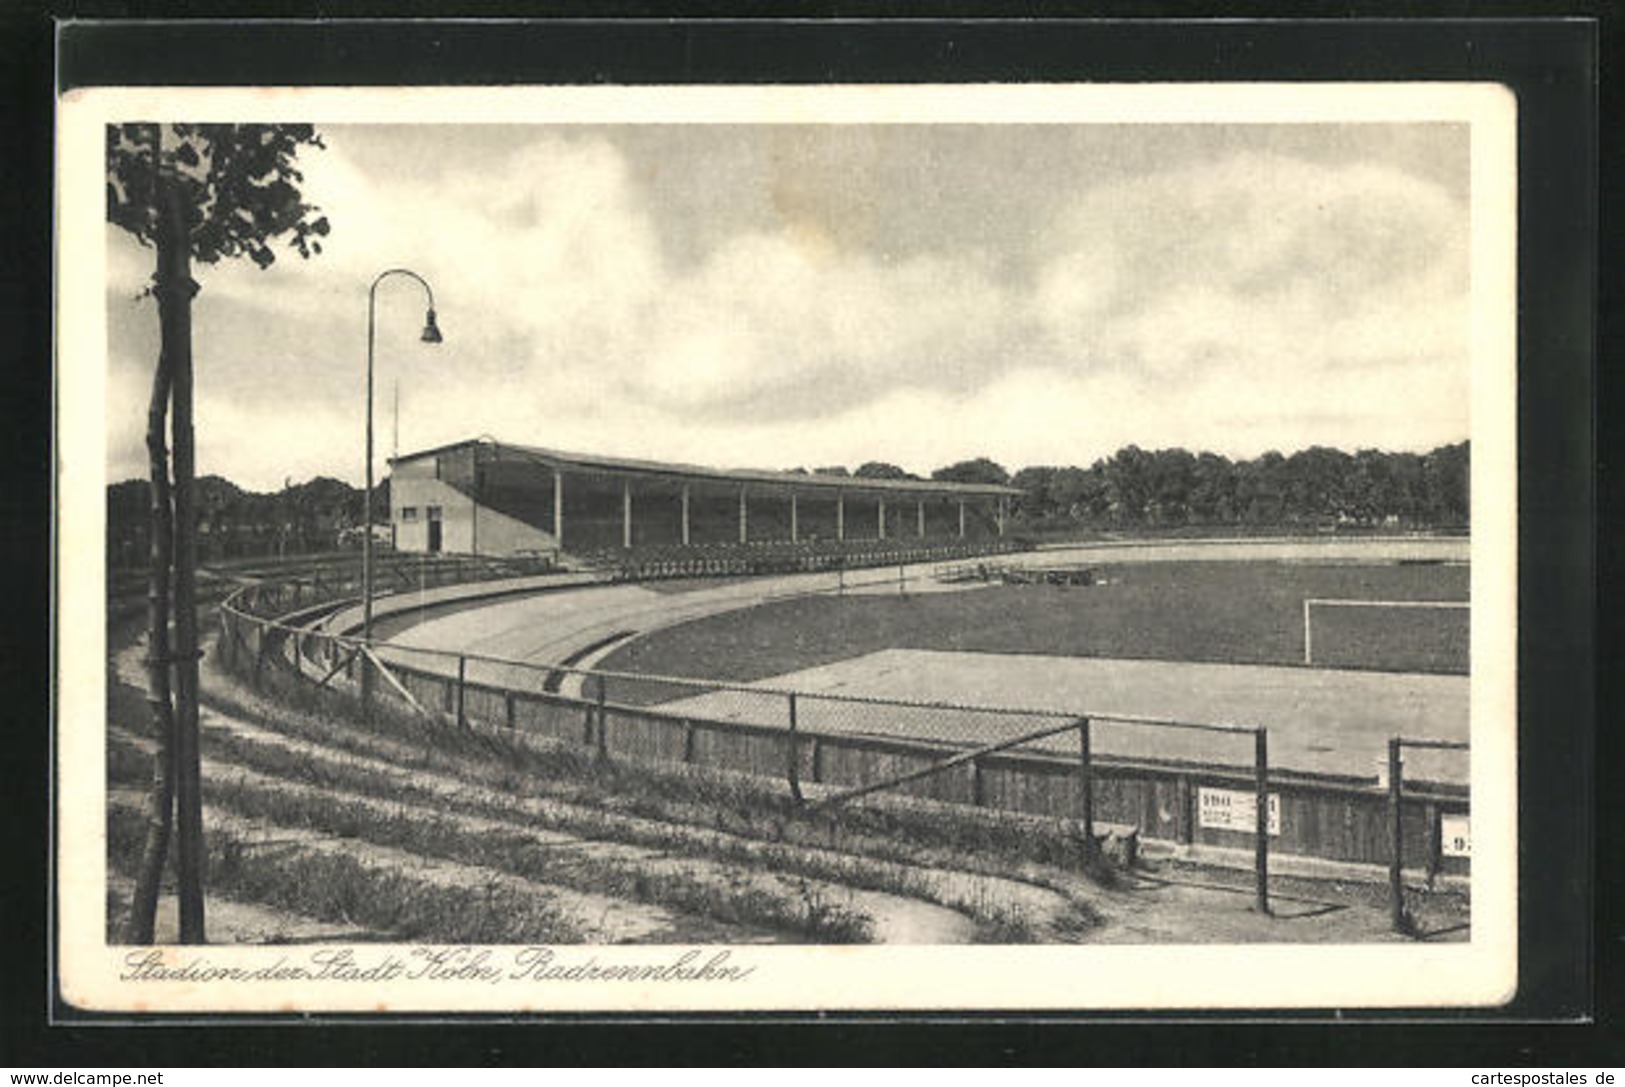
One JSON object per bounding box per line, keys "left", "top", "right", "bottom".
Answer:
{"left": 392, "top": 438, "right": 1021, "bottom": 497}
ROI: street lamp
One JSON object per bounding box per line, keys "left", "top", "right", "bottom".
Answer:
{"left": 362, "top": 268, "right": 442, "bottom": 710}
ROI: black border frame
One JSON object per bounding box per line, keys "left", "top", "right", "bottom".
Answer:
{"left": 6, "top": 11, "right": 1606, "bottom": 1066}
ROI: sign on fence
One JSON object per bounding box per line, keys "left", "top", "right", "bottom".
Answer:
{"left": 1198, "top": 787, "right": 1280, "bottom": 836}
{"left": 1441, "top": 814, "right": 1471, "bottom": 857}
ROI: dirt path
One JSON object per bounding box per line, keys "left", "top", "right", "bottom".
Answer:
{"left": 1079, "top": 870, "right": 1419, "bottom": 944}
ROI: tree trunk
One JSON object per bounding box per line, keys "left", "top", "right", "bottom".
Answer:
{"left": 121, "top": 341, "right": 175, "bottom": 946}
{"left": 157, "top": 180, "right": 206, "bottom": 944}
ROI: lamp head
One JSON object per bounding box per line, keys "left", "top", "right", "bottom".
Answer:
{"left": 420, "top": 308, "right": 443, "bottom": 344}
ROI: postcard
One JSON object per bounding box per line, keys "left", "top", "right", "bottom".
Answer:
{"left": 56, "top": 80, "right": 1517, "bottom": 1013}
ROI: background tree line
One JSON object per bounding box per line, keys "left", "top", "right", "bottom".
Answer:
{"left": 107, "top": 474, "right": 386, "bottom": 569}
{"left": 800, "top": 442, "right": 1467, "bottom": 531}
{"left": 991, "top": 442, "right": 1468, "bottom": 531}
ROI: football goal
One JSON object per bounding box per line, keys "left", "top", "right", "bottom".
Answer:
{"left": 1302, "top": 598, "right": 1470, "bottom": 673}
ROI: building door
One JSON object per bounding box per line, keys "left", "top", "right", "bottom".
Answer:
{"left": 426, "top": 506, "right": 442, "bottom": 553}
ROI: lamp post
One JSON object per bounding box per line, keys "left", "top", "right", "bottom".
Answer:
{"left": 362, "top": 268, "right": 442, "bottom": 712}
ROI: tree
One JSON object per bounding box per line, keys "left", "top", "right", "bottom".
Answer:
{"left": 108, "top": 124, "right": 330, "bottom": 268}
{"left": 1421, "top": 441, "right": 1470, "bottom": 525}
{"left": 1189, "top": 452, "right": 1237, "bottom": 524}
{"left": 1236, "top": 450, "right": 1287, "bottom": 524}
{"left": 1102, "top": 445, "right": 1154, "bottom": 524}
{"left": 854, "top": 461, "right": 916, "bottom": 480}
{"left": 108, "top": 123, "right": 328, "bottom": 945}
{"left": 931, "top": 457, "right": 1010, "bottom": 487}
{"left": 1009, "top": 466, "right": 1057, "bottom": 520}
{"left": 1058, "top": 464, "right": 1109, "bottom": 521}
{"left": 1284, "top": 446, "right": 1353, "bottom": 523}
{"left": 1145, "top": 448, "right": 1197, "bottom": 525}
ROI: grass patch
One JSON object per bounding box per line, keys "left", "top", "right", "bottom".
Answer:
{"left": 188, "top": 683, "right": 1094, "bottom": 941}
{"left": 106, "top": 731, "right": 154, "bottom": 788}
{"left": 598, "top": 561, "right": 1470, "bottom": 695}
{"left": 202, "top": 769, "right": 870, "bottom": 943}
{"left": 105, "top": 799, "right": 586, "bottom": 945}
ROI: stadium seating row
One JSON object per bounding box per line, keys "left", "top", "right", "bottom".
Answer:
{"left": 574, "top": 536, "right": 1029, "bottom": 582}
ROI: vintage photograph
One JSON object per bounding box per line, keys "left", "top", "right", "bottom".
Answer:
{"left": 56, "top": 82, "right": 1517, "bottom": 1013}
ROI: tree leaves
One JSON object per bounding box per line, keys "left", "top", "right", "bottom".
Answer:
{"left": 854, "top": 461, "right": 918, "bottom": 481}
{"left": 105, "top": 123, "right": 330, "bottom": 268}
{"left": 930, "top": 457, "right": 1011, "bottom": 487}
{"left": 1003, "top": 442, "right": 1469, "bottom": 529}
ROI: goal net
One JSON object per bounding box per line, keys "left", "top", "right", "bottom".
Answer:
{"left": 1302, "top": 598, "right": 1470, "bottom": 674}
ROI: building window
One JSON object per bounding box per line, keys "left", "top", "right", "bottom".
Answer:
{"left": 400, "top": 507, "right": 418, "bottom": 522}
{"left": 427, "top": 505, "right": 443, "bottom": 520}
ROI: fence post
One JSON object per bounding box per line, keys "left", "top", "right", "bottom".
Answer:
{"left": 1255, "top": 728, "right": 1271, "bottom": 915}
{"left": 1425, "top": 800, "right": 1442, "bottom": 887}
{"left": 253, "top": 623, "right": 268, "bottom": 689}
{"left": 786, "top": 692, "right": 804, "bottom": 803}
{"left": 1389, "top": 737, "right": 1406, "bottom": 932}
{"left": 581, "top": 674, "right": 595, "bottom": 744}
{"left": 971, "top": 755, "right": 985, "bottom": 806}
{"left": 1176, "top": 773, "right": 1194, "bottom": 844}
{"left": 898, "top": 564, "right": 906, "bottom": 595}
{"left": 504, "top": 690, "right": 516, "bottom": 732}
{"left": 456, "top": 655, "right": 468, "bottom": 730}
{"left": 360, "top": 648, "right": 373, "bottom": 721}
{"left": 595, "top": 674, "right": 609, "bottom": 760}
{"left": 682, "top": 720, "right": 696, "bottom": 764}
{"left": 810, "top": 736, "right": 824, "bottom": 783}
{"left": 1078, "top": 718, "right": 1094, "bottom": 852}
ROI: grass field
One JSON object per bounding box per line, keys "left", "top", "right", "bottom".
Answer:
{"left": 597, "top": 560, "right": 1470, "bottom": 691}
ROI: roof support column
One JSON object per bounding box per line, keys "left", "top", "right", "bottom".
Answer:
{"left": 680, "top": 484, "right": 690, "bottom": 546}
{"left": 553, "top": 469, "right": 564, "bottom": 549}
{"left": 790, "top": 493, "right": 799, "bottom": 542}
{"left": 738, "top": 485, "right": 748, "bottom": 544}
{"left": 622, "top": 477, "right": 632, "bottom": 549}
{"left": 958, "top": 499, "right": 966, "bottom": 539}
{"left": 837, "top": 494, "right": 845, "bottom": 541}
{"left": 917, "top": 499, "right": 925, "bottom": 538}
{"left": 997, "top": 495, "right": 1008, "bottom": 537}
{"left": 878, "top": 497, "right": 887, "bottom": 540}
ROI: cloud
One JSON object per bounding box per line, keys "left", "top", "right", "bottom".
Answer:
{"left": 1030, "top": 152, "right": 1469, "bottom": 385}
{"left": 103, "top": 131, "right": 1471, "bottom": 491}
{"left": 631, "top": 232, "right": 1020, "bottom": 417}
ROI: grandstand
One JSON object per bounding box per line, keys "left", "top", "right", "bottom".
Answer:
{"left": 388, "top": 438, "right": 1021, "bottom": 569}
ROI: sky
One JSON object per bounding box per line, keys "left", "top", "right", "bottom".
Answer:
{"left": 104, "top": 120, "right": 1472, "bottom": 492}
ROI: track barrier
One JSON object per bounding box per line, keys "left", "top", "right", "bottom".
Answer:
{"left": 214, "top": 562, "right": 1470, "bottom": 916}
